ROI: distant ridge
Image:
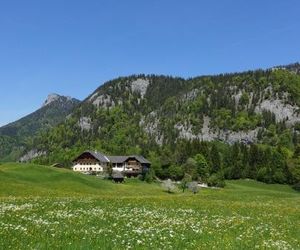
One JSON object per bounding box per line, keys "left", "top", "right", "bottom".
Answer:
{"left": 0, "top": 94, "right": 80, "bottom": 161}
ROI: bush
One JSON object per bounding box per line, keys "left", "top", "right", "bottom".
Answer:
{"left": 144, "top": 168, "right": 155, "bottom": 183}
{"left": 194, "top": 154, "right": 209, "bottom": 182}
{"left": 257, "top": 167, "right": 270, "bottom": 183}
{"left": 188, "top": 181, "right": 200, "bottom": 194}
{"left": 169, "top": 164, "right": 184, "bottom": 180}
{"left": 180, "top": 173, "right": 192, "bottom": 192}
{"left": 207, "top": 174, "right": 225, "bottom": 188}
{"left": 292, "top": 182, "right": 300, "bottom": 192}
{"left": 162, "top": 179, "right": 176, "bottom": 193}
{"left": 273, "top": 170, "right": 287, "bottom": 184}
{"left": 137, "top": 174, "right": 144, "bottom": 181}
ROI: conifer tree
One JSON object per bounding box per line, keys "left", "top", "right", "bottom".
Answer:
{"left": 210, "top": 144, "right": 221, "bottom": 174}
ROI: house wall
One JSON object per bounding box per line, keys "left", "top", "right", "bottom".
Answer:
{"left": 73, "top": 163, "right": 104, "bottom": 172}
{"left": 112, "top": 163, "right": 125, "bottom": 172}
{"left": 112, "top": 162, "right": 142, "bottom": 173}
{"left": 124, "top": 159, "right": 142, "bottom": 173}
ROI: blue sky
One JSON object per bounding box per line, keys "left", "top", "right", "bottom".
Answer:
{"left": 0, "top": 0, "right": 300, "bottom": 126}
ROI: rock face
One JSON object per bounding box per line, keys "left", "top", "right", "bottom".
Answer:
{"left": 88, "top": 78, "right": 150, "bottom": 108}
{"left": 255, "top": 99, "right": 300, "bottom": 125}
{"left": 175, "top": 116, "right": 259, "bottom": 144}
{"left": 140, "top": 112, "right": 164, "bottom": 145}
{"left": 131, "top": 79, "right": 150, "bottom": 98}
{"left": 20, "top": 149, "right": 46, "bottom": 162}
{"left": 91, "top": 94, "right": 115, "bottom": 108}
{"left": 43, "top": 93, "right": 61, "bottom": 107}
{"left": 182, "top": 89, "right": 199, "bottom": 101}
{"left": 42, "top": 93, "right": 77, "bottom": 107}
{"left": 78, "top": 117, "right": 92, "bottom": 131}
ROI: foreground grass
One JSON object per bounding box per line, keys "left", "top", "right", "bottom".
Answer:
{"left": 0, "top": 163, "right": 300, "bottom": 249}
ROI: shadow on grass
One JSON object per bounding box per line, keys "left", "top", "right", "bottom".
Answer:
{"left": 162, "top": 190, "right": 177, "bottom": 194}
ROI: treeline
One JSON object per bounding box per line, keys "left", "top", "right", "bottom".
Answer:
{"left": 146, "top": 140, "right": 300, "bottom": 189}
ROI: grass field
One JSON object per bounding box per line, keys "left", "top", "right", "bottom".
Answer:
{"left": 0, "top": 163, "right": 300, "bottom": 249}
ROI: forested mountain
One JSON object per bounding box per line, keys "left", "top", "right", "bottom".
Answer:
{"left": 0, "top": 94, "right": 80, "bottom": 161}
{"left": 4, "top": 63, "right": 300, "bottom": 188}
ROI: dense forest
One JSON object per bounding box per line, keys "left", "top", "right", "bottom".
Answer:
{"left": 2, "top": 64, "right": 300, "bottom": 189}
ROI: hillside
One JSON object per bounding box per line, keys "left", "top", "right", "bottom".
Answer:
{"left": 0, "top": 162, "right": 298, "bottom": 198}
{"left": 0, "top": 163, "right": 299, "bottom": 249}
{"left": 0, "top": 94, "right": 80, "bottom": 161}
{"left": 0, "top": 63, "right": 299, "bottom": 186}
{"left": 16, "top": 63, "right": 300, "bottom": 187}
{"left": 0, "top": 162, "right": 161, "bottom": 197}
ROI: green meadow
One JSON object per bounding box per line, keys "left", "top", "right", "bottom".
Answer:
{"left": 0, "top": 163, "right": 300, "bottom": 249}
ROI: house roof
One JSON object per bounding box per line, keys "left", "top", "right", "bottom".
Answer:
{"left": 73, "top": 150, "right": 151, "bottom": 164}
{"left": 108, "top": 155, "right": 151, "bottom": 164}
{"left": 73, "top": 150, "right": 110, "bottom": 163}
{"left": 133, "top": 155, "right": 151, "bottom": 164}
{"left": 107, "top": 156, "right": 128, "bottom": 164}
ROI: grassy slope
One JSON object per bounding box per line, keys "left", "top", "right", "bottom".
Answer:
{"left": 0, "top": 162, "right": 299, "bottom": 198}
{"left": 0, "top": 162, "right": 299, "bottom": 199}
{"left": 0, "top": 163, "right": 300, "bottom": 249}
{"left": 0, "top": 163, "right": 163, "bottom": 197}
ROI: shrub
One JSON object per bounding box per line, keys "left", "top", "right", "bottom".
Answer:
{"left": 257, "top": 167, "right": 269, "bottom": 182}
{"left": 188, "top": 181, "right": 200, "bottom": 194}
{"left": 292, "top": 182, "right": 300, "bottom": 192}
{"left": 273, "top": 170, "right": 287, "bottom": 184}
{"left": 194, "top": 154, "right": 209, "bottom": 182}
{"left": 162, "top": 179, "right": 176, "bottom": 193}
{"left": 207, "top": 174, "right": 225, "bottom": 188}
{"left": 182, "top": 158, "right": 198, "bottom": 180}
{"left": 180, "top": 173, "right": 192, "bottom": 192}
{"left": 137, "top": 174, "right": 144, "bottom": 181}
{"left": 168, "top": 164, "right": 184, "bottom": 180}
{"left": 144, "top": 168, "right": 155, "bottom": 183}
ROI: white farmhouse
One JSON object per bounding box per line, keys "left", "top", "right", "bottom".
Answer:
{"left": 72, "top": 150, "right": 151, "bottom": 177}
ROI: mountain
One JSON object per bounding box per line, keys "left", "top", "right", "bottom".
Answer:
{"left": 0, "top": 94, "right": 80, "bottom": 161}
{"left": 5, "top": 63, "right": 300, "bottom": 187}
{"left": 32, "top": 63, "right": 300, "bottom": 148}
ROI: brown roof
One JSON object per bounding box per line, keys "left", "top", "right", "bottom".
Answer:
{"left": 108, "top": 155, "right": 151, "bottom": 164}
{"left": 73, "top": 151, "right": 151, "bottom": 165}
{"left": 73, "top": 150, "right": 110, "bottom": 163}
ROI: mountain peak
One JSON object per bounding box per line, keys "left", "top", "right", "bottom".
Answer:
{"left": 43, "top": 93, "right": 61, "bottom": 107}
{"left": 42, "top": 93, "right": 76, "bottom": 107}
